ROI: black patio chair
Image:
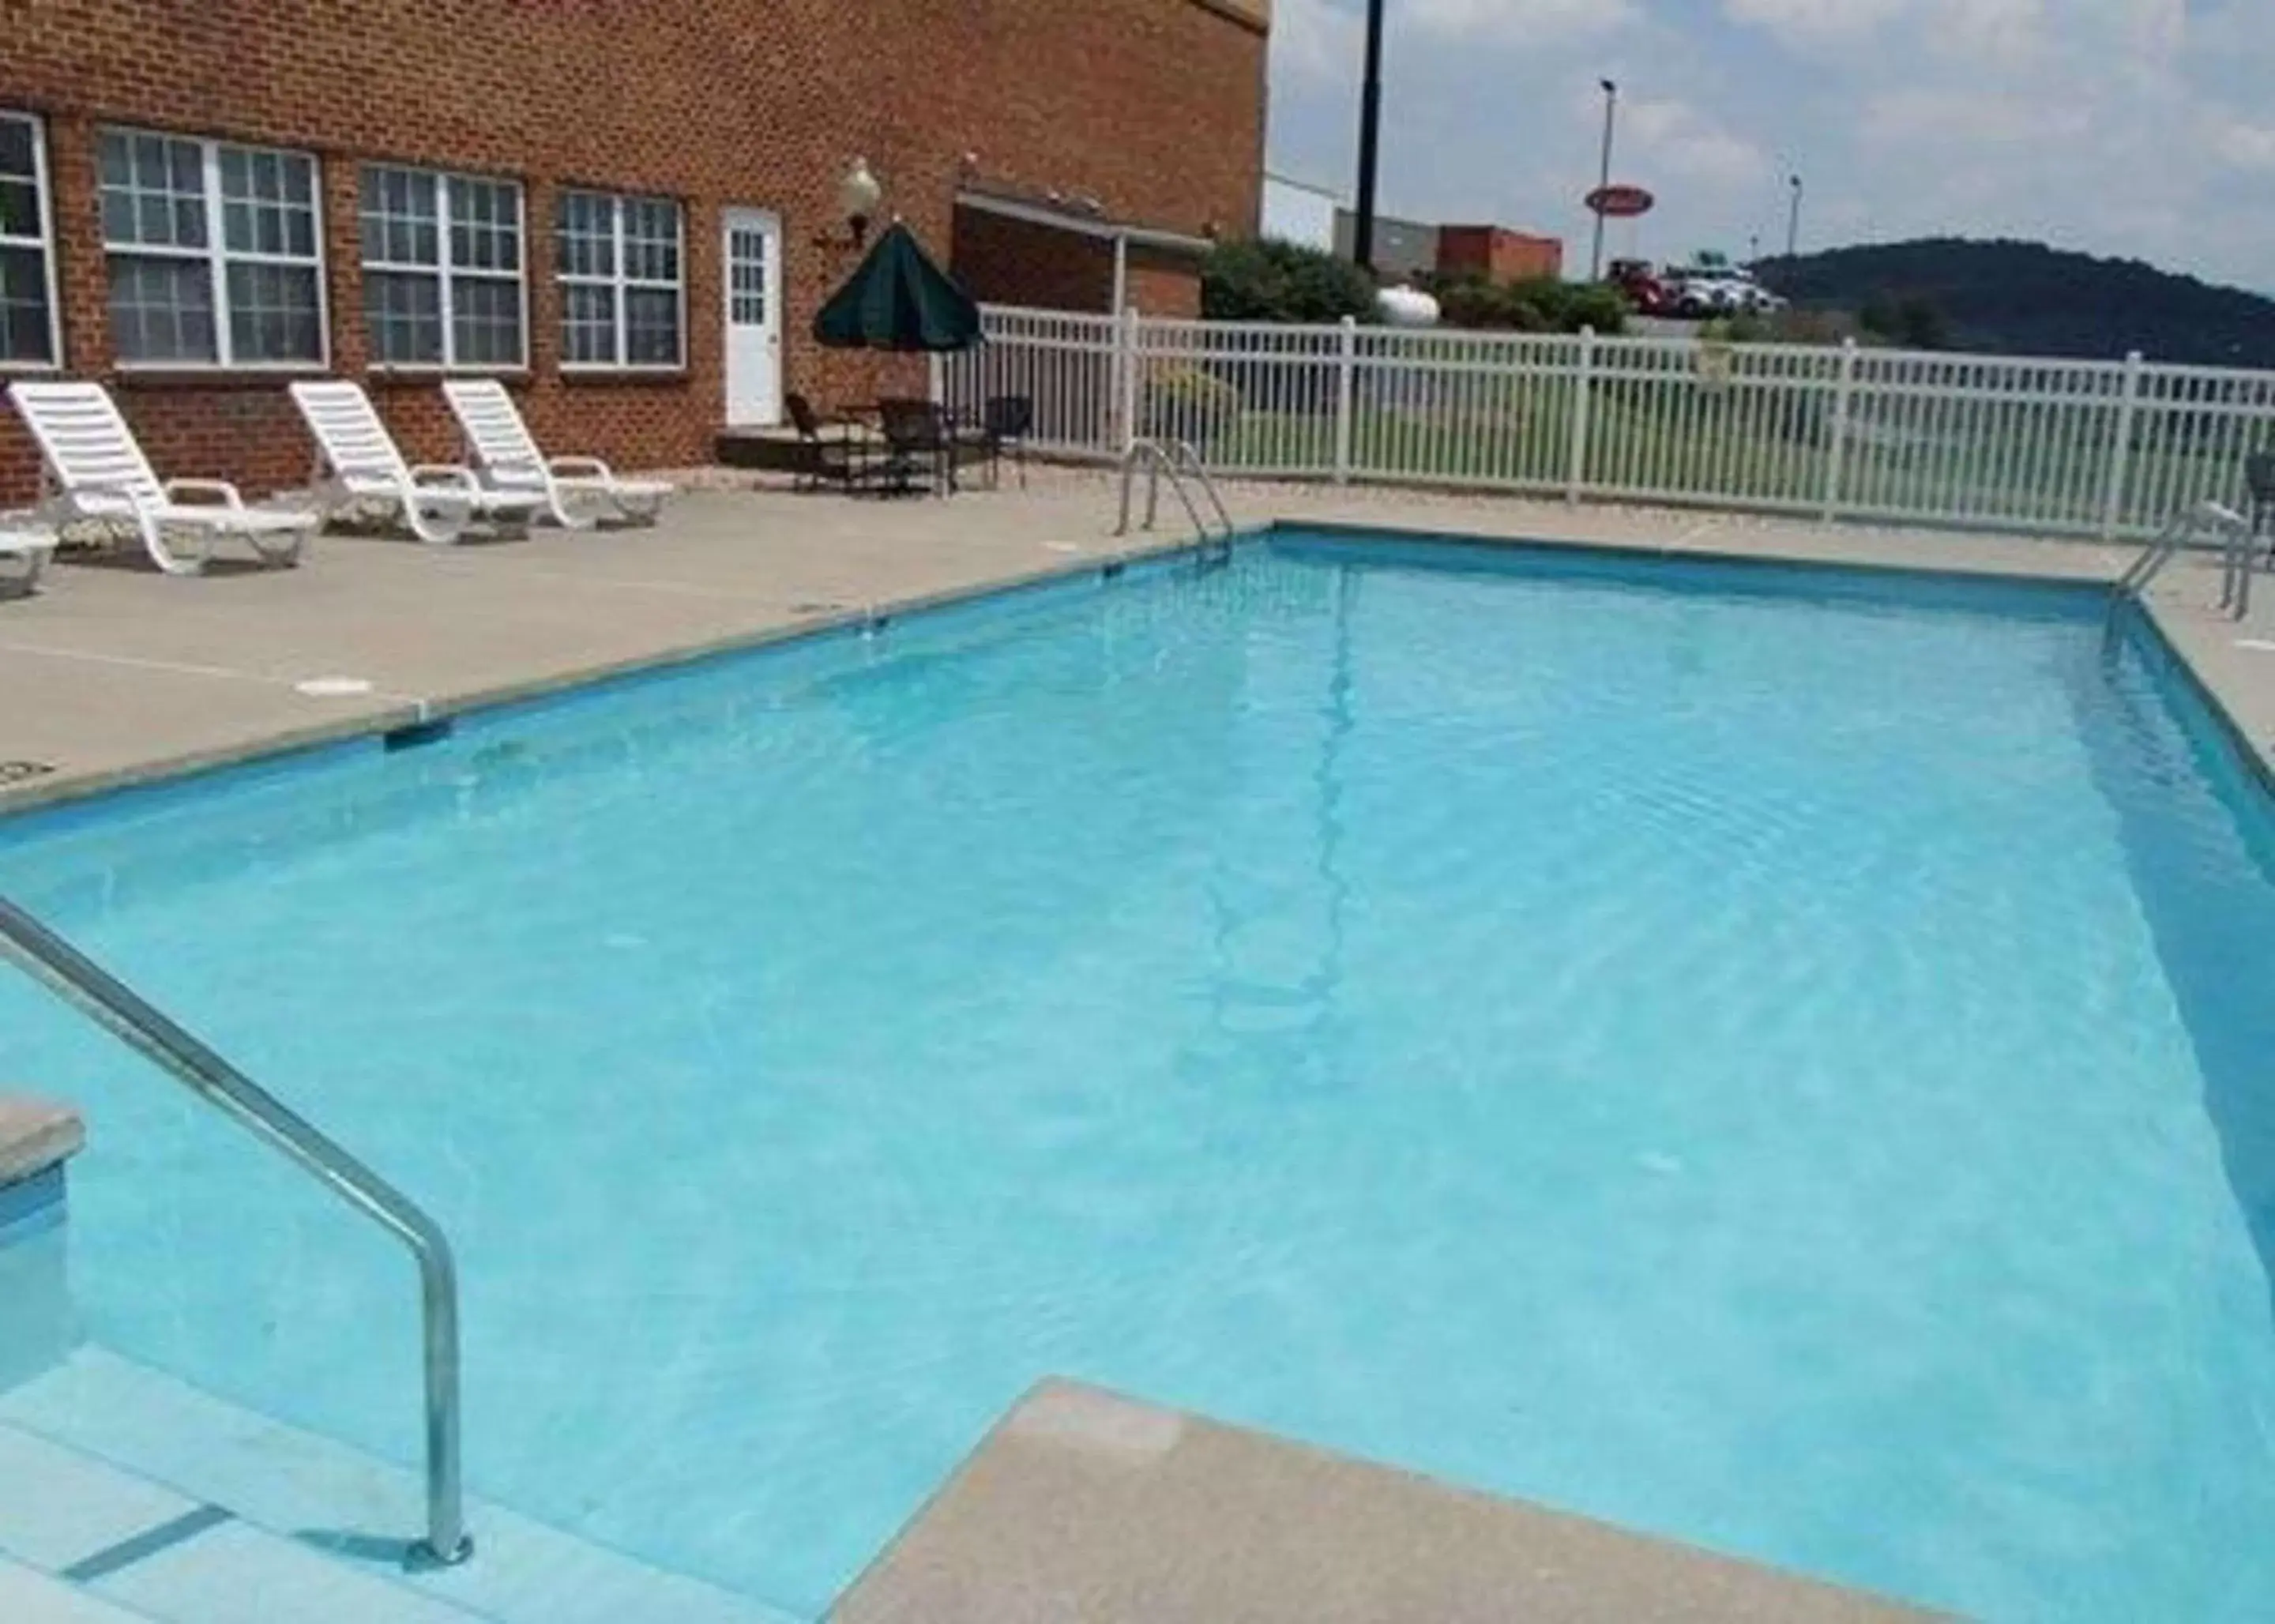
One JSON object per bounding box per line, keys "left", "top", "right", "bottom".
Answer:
{"left": 786, "top": 393, "right": 862, "bottom": 493}
{"left": 979, "top": 394, "right": 1033, "bottom": 489}
{"left": 874, "top": 398, "right": 953, "bottom": 497}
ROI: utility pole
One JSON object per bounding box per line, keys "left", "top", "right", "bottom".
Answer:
{"left": 1589, "top": 78, "right": 1618, "bottom": 281}
{"left": 1353, "top": 0, "right": 1386, "bottom": 273}
{"left": 1786, "top": 174, "right": 1804, "bottom": 259}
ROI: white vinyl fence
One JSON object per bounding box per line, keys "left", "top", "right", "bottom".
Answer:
{"left": 940, "top": 305, "right": 2275, "bottom": 539}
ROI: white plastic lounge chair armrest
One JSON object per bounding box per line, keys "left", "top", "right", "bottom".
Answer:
{"left": 408, "top": 464, "right": 480, "bottom": 491}
{"left": 546, "top": 455, "right": 615, "bottom": 480}
{"left": 162, "top": 477, "right": 247, "bottom": 509}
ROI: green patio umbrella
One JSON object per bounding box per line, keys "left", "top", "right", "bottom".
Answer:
{"left": 814, "top": 221, "right": 982, "bottom": 352}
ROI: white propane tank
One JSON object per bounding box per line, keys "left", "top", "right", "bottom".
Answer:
{"left": 1374, "top": 284, "right": 1441, "bottom": 328}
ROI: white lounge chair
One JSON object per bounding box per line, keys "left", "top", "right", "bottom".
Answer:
{"left": 0, "top": 515, "right": 58, "bottom": 599}
{"left": 443, "top": 378, "right": 673, "bottom": 529}
{"left": 6, "top": 382, "right": 314, "bottom": 577}
{"left": 289, "top": 380, "right": 542, "bottom": 545}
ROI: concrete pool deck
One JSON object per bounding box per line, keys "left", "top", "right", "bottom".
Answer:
{"left": 1, "top": 467, "right": 2269, "bottom": 816}
{"left": 833, "top": 1381, "right": 1934, "bottom": 1622}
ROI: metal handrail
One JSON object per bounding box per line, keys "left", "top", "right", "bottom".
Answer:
{"left": 0, "top": 893, "right": 470, "bottom": 1569}
{"left": 2111, "top": 499, "right": 2251, "bottom": 619}
{"left": 1164, "top": 439, "right": 1235, "bottom": 540}
{"left": 1115, "top": 438, "right": 1233, "bottom": 554}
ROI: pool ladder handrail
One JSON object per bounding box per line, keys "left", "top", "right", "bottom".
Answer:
{"left": 2112, "top": 498, "right": 2254, "bottom": 620}
{"left": 0, "top": 893, "right": 471, "bottom": 1570}
{"left": 1115, "top": 438, "right": 1235, "bottom": 560}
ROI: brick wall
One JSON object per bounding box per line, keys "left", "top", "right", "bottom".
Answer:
{"left": 0, "top": 0, "right": 1264, "bottom": 501}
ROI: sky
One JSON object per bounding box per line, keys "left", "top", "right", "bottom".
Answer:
{"left": 1265, "top": 0, "right": 2275, "bottom": 294}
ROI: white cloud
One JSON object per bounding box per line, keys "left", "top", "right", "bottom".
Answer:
{"left": 1405, "top": 0, "right": 1639, "bottom": 43}
{"left": 1857, "top": 87, "right": 2089, "bottom": 150}
{"left": 1619, "top": 97, "right": 1773, "bottom": 192}
{"left": 1272, "top": 0, "right": 1363, "bottom": 88}
{"left": 1720, "top": 0, "right": 1911, "bottom": 47}
{"left": 2207, "top": 113, "right": 2275, "bottom": 175}
{"left": 1724, "top": 0, "right": 2052, "bottom": 64}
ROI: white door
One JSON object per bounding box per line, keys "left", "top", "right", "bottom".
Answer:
{"left": 722, "top": 208, "right": 782, "bottom": 427}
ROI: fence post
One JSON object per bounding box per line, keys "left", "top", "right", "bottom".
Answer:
{"left": 1821, "top": 338, "right": 1858, "bottom": 521}
{"left": 1565, "top": 325, "right": 1596, "bottom": 504}
{"left": 2099, "top": 350, "right": 2145, "bottom": 540}
{"left": 1115, "top": 304, "right": 1141, "bottom": 456}
{"left": 1333, "top": 314, "right": 1357, "bottom": 483}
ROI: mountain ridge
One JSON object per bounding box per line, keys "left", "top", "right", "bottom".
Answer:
{"left": 1754, "top": 238, "right": 2275, "bottom": 367}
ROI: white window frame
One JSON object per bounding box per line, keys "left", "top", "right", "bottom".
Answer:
{"left": 99, "top": 125, "right": 329, "bottom": 371}
{"left": 557, "top": 190, "right": 686, "bottom": 373}
{"left": 0, "top": 108, "right": 62, "bottom": 370}
{"left": 359, "top": 164, "right": 528, "bottom": 373}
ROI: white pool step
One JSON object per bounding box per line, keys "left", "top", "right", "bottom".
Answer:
{"left": 0, "top": 1345, "right": 802, "bottom": 1624}
{"left": 0, "top": 1418, "right": 471, "bottom": 1623}
{"left": 0, "top": 1554, "right": 158, "bottom": 1623}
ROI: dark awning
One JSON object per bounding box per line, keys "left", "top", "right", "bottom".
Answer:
{"left": 814, "top": 221, "right": 982, "bottom": 353}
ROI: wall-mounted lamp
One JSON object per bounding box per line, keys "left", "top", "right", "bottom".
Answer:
{"left": 839, "top": 157, "right": 883, "bottom": 248}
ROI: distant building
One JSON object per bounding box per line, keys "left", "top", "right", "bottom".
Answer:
{"left": 1436, "top": 226, "right": 1564, "bottom": 284}
{"left": 1333, "top": 209, "right": 1440, "bottom": 282}
{"left": 1333, "top": 209, "right": 1565, "bottom": 285}
{"left": 1262, "top": 173, "right": 1338, "bottom": 252}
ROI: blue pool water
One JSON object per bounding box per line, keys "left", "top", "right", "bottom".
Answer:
{"left": 4, "top": 532, "right": 2275, "bottom": 1619}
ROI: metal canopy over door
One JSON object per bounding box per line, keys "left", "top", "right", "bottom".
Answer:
{"left": 722, "top": 207, "right": 782, "bottom": 427}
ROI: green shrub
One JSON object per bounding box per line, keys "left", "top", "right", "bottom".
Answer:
{"left": 1428, "top": 275, "right": 1629, "bottom": 336}
{"left": 1555, "top": 281, "right": 1631, "bottom": 335}
{"left": 1201, "top": 238, "right": 1377, "bottom": 325}
{"left": 1141, "top": 365, "right": 1243, "bottom": 444}
{"left": 1438, "top": 276, "right": 1529, "bottom": 329}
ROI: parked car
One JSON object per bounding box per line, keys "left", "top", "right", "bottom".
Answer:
{"left": 1668, "top": 273, "right": 1740, "bottom": 318}
{"left": 1665, "top": 267, "right": 1785, "bottom": 319}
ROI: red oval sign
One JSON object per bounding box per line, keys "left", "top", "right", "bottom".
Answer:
{"left": 1585, "top": 184, "right": 1656, "bottom": 219}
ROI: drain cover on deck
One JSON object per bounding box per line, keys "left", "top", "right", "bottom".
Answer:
{"left": 294, "top": 675, "right": 376, "bottom": 697}
{"left": 0, "top": 760, "right": 56, "bottom": 784}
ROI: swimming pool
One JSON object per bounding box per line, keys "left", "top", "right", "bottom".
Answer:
{"left": 3, "top": 528, "right": 2273, "bottom": 1619}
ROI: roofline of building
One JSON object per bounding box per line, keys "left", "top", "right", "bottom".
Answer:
{"left": 1264, "top": 171, "right": 1341, "bottom": 203}
{"left": 953, "top": 189, "right": 1215, "bottom": 256}
{"left": 1186, "top": 0, "right": 1271, "bottom": 37}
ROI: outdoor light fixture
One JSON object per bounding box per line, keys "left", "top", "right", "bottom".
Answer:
{"left": 839, "top": 157, "right": 883, "bottom": 247}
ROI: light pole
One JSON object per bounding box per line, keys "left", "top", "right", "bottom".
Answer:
{"left": 1589, "top": 78, "right": 1618, "bottom": 281}
{"left": 1352, "top": 0, "right": 1386, "bottom": 273}
{"left": 1785, "top": 174, "right": 1804, "bottom": 259}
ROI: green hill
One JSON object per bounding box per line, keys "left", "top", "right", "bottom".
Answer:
{"left": 1754, "top": 239, "right": 2275, "bottom": 367}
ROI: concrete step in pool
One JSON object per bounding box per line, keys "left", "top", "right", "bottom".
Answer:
{"left": 0, "top": 1551, "right": 157, "bottom": 1622}
{"left": 0, "top": 1344, "right": 800, "bottom": 1624}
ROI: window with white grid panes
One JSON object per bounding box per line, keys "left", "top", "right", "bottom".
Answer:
{"left": 555, "top": 190, "right": 683, "bottom": 369}
{"left": 359, "top": 165, "right": 525, "bottom": 368}
{"left": 728, "top": 224, "right": 768, "bottom": 326}
{"left": 0, "top": 111, "right": 59, "bottom": 366}
{"left": 100, "top": 127, "right": 324, "bottom": 366}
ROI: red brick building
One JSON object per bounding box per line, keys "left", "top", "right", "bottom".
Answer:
{"left": 1435, "top": 226, "right": 1564, "bottom": 285}
{"left": 0, "top": 0, "right": 1268, "bottom": 501}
